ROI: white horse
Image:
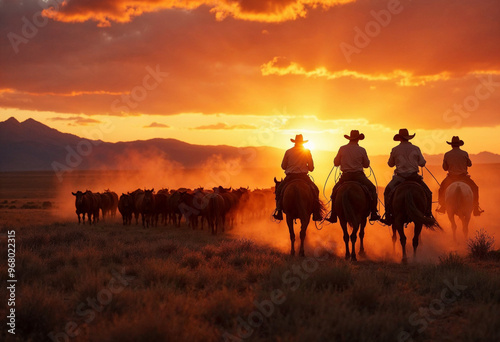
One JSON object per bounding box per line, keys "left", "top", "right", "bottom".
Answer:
{"left": 445, "top": 181, "right": 473, "bottom": 241}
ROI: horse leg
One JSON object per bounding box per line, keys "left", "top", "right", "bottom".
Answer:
{"left": 358, "top": 221, "right": 366, "bottom": 257}
{"left": 392, "top": 226, "right": 397, "bottom": 253}
{"left": 299, "top": 218, "right": 309, "bottom": 257}
{"left": 448, "top": 212, "right": 457, "bottom": 242}
{"left": 342, "top": 222, "right": 350, "bottom": 260}
{"left": 462, "top": 214, "right": 471, "bottom": 241}
{"left": 396, "top": 223, "right": 407, "bottom": 264}
{"left": 412, "top": 224, "right": 423, "bottom": 261}
{"left": 350, "top": 225, "right": 359, "bottom": 261}
{"left": 286, "top": 215, "right": 295, "bottom": 256}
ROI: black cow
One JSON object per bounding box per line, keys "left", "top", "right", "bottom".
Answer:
{"left": 72, "top": 190, "right": 100, "bottom": 225}
{"left": 118, "top": 193, "right": 133, "bottom": 225}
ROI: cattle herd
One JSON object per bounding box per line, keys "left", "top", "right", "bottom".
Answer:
{"left": 72, "top": 187, "right": 275, "bottom": 234}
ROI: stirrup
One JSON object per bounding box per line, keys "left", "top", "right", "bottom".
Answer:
{"left": 325, "top": 215, "right": 337, "bottom": 223}
{"left": 273, "top": 209, "right": 283, "bottom": 220}
{"left": 473, "top": 206, "right": 484, "bottom": 216}
{"left": 436, "top": 206, "right": 446, "bottom": 214}
{"left": 380, "top": 215, "right": 392, "bottom": 225}
{"left": 369, "top": 212, "right": 381, "bottom": 221}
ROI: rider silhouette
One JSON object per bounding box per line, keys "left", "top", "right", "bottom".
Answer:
{"left": 380, "top": 129, "right": 434, "bottom": 225}
{"left": 436, "top": 136, "right": 483, "bottom": 216}
{"left": 273, "top": 134, "right": 322, "bottom": 221}
{"left": 326, "top": 130, "right": 381, "bottom": 223}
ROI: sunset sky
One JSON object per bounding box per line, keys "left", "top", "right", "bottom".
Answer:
{"left": 1, "top": 0, "right": 500, "bottom": 156}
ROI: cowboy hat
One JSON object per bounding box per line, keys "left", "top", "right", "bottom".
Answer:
{"left": 344, "top": 130, "right": 365, "bottom": 141}
{"left": 447, "top": 136, "right": 464, "bottom": 147}
{"left": 291, "top": 134, "right": 308, "bottom": 144}
{"left": 393, "top": 128, "right": 416, "bottom": 141}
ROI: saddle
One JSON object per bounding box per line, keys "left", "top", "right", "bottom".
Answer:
{"left": 281, "top": 178, "right": 317, "bottom": 197}
{"left": 447, "top": 174, "right": 471, "bottom": 183}
{"left": 389, "top": 180, "right": 425, "bottom": 201}
{"left": 336, "top": 181, "right": 372, "bottom": 202}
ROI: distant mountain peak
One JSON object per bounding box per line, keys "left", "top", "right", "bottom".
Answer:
{"left": 22, "top": 117, "right": 50, "bottom": 128}
{"left": 4, "top": 116, "right": 20, "bottom": 124}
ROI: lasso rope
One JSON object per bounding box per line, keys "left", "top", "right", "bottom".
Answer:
{"left": 368, "top": 166, "right": 384, "bottom": 210}
{"left": 423, "top": 166, "right": 441, "bottom": 186}
{"left": 322, "top": 165, "right": 337, "bottom": 201}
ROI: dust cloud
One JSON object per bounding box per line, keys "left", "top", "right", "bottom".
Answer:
{"left": 49, "top": 150, "right": 499, "bottom": 262}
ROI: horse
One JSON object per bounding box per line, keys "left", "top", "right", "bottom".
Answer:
{"left": 445, "top": 181, "right": 473, "bottom": 241}
{"left": 275, "top": 177, "right": 323, "bottom": 257}
{"left": 334, "top": 182, "right": 370, "bottom": 261}
{"left": 391, "top": 182, "right": 441, "bottom": 263}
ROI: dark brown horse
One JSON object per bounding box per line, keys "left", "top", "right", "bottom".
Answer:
{"left": 391, "top": 182, "right": 441, "bottom": 263}
{"left": 275, "top": 177, "right": 324, "bottom": 257}
{"left": 334, "top": 182, "right": 369, "bottom": 261}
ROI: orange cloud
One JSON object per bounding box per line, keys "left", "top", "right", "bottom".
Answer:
{"left": 41, "top": 0, "right": 355, "bottom": 26}
{"left": 261, "top": 56, "right": 457, "bottom": 86}
{"left": 192, "top": 122, "right": 257, "bottom": 130}
{"left": 48, "top": 115, "right": 102, "bottom": 126}
{"left": 144, "top": 122, "right": 170, "bottom": 128}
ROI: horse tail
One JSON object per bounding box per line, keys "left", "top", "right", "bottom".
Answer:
{"left": 405, "top": 189, "right": 441, "bottom": 230}
{"left": 341, "top": 189, "right": 358, "bottom": 229}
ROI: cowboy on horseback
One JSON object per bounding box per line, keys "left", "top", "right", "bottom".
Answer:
{"left": 436, "top": 136, "right": 483, "bottom": 216}
{"left": 326, "top": 130, "right": 381, "bottom": 223}
{"left": 380, "top": 128, "right": 434, "bottom": 225}
{"left": 273, "top": 134, "right": 322, "bottom": 221}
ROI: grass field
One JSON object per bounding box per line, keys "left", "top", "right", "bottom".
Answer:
{"left": 1, "top": 170, "right": 500, "bottom": 341}
{"left": 1, "top": 207, "right": 500, "bottom": 342}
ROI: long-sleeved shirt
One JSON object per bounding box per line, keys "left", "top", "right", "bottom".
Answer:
{"left": 443, "top": 147, "right": 471, "bottom": 175}
{"left": 281, "top": 146, "right": 314, "bottom": 175}
{"left": 388, "top": 141, "right": 426, "bottom": 175}
{"left": 334, "top": 142, "right": 370, "bottom": 172}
